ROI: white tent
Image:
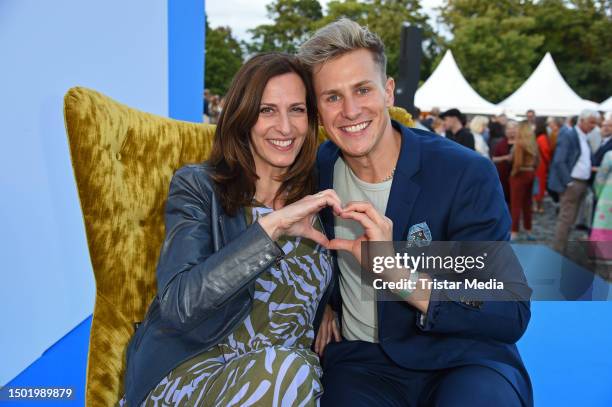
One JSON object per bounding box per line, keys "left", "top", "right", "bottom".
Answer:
{"left": 498, "top": 53, "right": 596, "bottom": 117}
{"left": 600, "top": 96, "right": 612, "bottom": 112}
{"left": 414, "top": 50, "right": 501, "bottom": 115}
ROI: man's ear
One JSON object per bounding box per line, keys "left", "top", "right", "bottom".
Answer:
{"left": 385, "top": 77, "right": 395, "bottom": 108}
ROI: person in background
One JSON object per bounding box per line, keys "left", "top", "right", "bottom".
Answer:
{"left": 432, "top": 116, "right": 446, "bottom": 136}
{"left": 489, "top": 114, "right": 507, "bottom": 149}
{"left": 587, "top": 112, "right": 603, "bottom": 152}
{"left": 589, "top": 117, "right": 612, "bottom": 261}
{"left": 469, "top": 115, "right": 490, "bottom": 158}
{"left": 441, "top": 108, "right": 475, "bottom": 150}
{"left": 592, "top": 115, "right": 612, "bottom": 168}
{"left": 510, "top": 122, "right": 539, "bottom": 240}
{"left": 421, "top": 106, "right": 440, "bottom": 130}
{"left": 549, "top": 109, "right": 599, "bottom": 253}
{"left": 203, "top": 88, "right": 211, "bottom": 123}
{"left": 493, "top": 120, "right": 518, "bottom": 207}
{"left": 526, "top": 109, "right": 536, "bottom": 129}
{"left": 547, "top": 116, "right": 563, "bottom": 152}
{"left": 533, "top": 117, "right": 551, "bottom": 213}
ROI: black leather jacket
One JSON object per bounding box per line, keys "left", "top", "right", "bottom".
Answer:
{"left": 123, "top": 164, "right": 334, "bottom": 406}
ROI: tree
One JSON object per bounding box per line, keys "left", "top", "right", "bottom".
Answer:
{"left": 527, "top": 0, "right": 612, "bottom": 102}
{"left": 248, "top": 0, "right": 323, "bottom": 53}
{"left": 205, "top": 18, "right": 244, "bottom": 95}
{"left": 439, "top": 0, "right": 544, "bottom": 102}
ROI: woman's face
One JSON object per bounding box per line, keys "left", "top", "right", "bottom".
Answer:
{"left": 250, "top": 72, "right": 308, "bottom": 173}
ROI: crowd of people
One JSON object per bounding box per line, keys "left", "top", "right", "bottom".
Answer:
{"left": 415, "top": 107, "right": 612, "bottom": 257}
{"left": 202, "top": 88, "right": 225, "bottom": 124}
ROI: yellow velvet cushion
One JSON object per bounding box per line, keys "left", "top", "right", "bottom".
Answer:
{"left": 63, "top": 86, "right": 413, "bottom": 406}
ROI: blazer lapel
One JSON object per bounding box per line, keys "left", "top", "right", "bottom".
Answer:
{"left": 385, "top": 122, "right": 421, "bottom": 241}
{"left": 317, "top": 143, "right": 341, "bottom": 240}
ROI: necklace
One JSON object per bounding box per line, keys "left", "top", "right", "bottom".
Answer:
{"left": 381, "top": 167, "right": 396, "bottom": 182}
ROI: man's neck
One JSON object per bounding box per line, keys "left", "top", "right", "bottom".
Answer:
{"left": 343, "top": 122, "right": 401, "bottom": 184}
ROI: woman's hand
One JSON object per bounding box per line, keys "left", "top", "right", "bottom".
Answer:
{"left": 314, "top": 304, "right": 341, "bottom": 357}
{"left": 258, "top": 189, "right": 343, "bottom": 247}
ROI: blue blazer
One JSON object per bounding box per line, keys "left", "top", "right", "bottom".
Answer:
{"left": 548, "top": 126, "right": 581, "bottom": 193}
{"left": 317, "top": 121, "right": 533, "bottom": 406}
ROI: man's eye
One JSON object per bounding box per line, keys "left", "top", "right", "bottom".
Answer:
{"left": 327, "top": 95, "right": 339, "bottom": 103}
{"left": 358, "top": 87, "right": 370, "bottom": 95}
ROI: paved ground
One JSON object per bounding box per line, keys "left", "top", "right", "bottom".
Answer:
{"left": 513, "top": 196, "right": 611, "bottom": 281}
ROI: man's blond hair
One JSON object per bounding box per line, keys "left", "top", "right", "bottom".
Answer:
{"left": 298, "top": 18, "right": 387, "bottom": 81}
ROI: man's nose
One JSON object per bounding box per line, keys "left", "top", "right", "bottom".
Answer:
{"left": 342, "top": 95, "right": 361, "bottom": 120}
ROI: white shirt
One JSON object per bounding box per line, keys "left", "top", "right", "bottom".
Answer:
{"left": 571, "top": 125, "right": 592, "bottom": 180}
{"left": 333, "top": 158, "right": 392, "bottom": 343}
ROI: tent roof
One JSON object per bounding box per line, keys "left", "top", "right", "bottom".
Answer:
{"left": 498, "top": 53, "right": 595, "bottom": 117}
{"left": 414, "top": 50, "right": 501, "bottom": 115}
{"left": 600, "top": 96, "right": 612, "bottom": 112}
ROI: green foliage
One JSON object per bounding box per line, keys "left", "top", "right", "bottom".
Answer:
{"left": 439, "top": 0, "right": 544, "bottom": 102}
{"left": 204, "top": 18, "right": 243, "bottom": 95}
{"left": 527, "top": 0, "right": 612, "bottom": 102}
{"left": 204, "top": 0, "right": 611, "bottom": 103}
{"left": 440, "top": 0, "right": 612, "bottom": 102}
{"left": 247, "top": 0, "right": 323, "bottom": 53}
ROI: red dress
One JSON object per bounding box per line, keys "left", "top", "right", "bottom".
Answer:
{"left": 534, "top": 133, "right": 551, "bottom": 203}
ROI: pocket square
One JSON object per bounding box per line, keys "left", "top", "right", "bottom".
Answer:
{"left": 407, "top": 222, "right": 432, "bottom": 247}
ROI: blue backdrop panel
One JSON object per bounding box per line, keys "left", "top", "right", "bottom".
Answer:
{"left": 169, "top": 0, "right": 205, "bottom": 122}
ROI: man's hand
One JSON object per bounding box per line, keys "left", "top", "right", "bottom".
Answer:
{"left": 327, "top": 201, "right": 393, "bottom": 263}
{"left": 314, "top": 304, "right": 341, "bottom": 357}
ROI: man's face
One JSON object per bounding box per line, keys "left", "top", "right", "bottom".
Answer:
{"left": 527, "top": 111, "right": 535, "bottom": 122}
{"left": 579, "top": 116, "right": 598, "bottom": 134}
{"left": 312, "top": 48, "right": 394, "bottom": 158}
{"left": 443, "top": 116, "right": 460, "bottom": 131}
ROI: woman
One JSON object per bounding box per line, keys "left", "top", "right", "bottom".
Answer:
{"left": 509, "top": 121, "right": 539, "bottom": 240}
{"left": 589, "top": 150, "right": 612, "bottom": 261}
{"left": 533, "top": 117, "right": 551, "bottom": 213}
{"left": 469, "top": 115, "right": 490, "bottom": 158}
{"left": 121, "top": 53, "right": 341, "bottom": 406}
{"left": 492, "top": 120, "right": 518, "bottom": 207}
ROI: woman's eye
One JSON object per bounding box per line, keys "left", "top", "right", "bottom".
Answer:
{"left": 260, "top": 107, "right": 273, "bottom": 114}
{"left": 291, "top": 106, "right": 306, "bottom": 113}
{"left": 327, "top": 95, "right": 339, "bottom": 103}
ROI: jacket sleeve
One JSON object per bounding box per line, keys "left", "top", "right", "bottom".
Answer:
{"left": 549, "top": 129, "right": 572, "bottom": 190}
{"left": 417, "top": 157, "right": 532, "bottom": 344}
{"left": 155, "top": 166, "right": 284, "bottom": 332}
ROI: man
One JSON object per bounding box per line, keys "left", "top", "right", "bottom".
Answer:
{"left": 526, "top": 109, "right": 536, "bottom": 129}
{"left": 299, "top": 19, "right": 531, "bottom": 407}
{"left": 548, "top": 109, "right": 600, "bottom": 253}
{"left": 440, "top": 108, "right": 475, "bottom": 150}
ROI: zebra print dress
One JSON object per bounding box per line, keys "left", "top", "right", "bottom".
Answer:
{"left": 138, "top": 205, "right": 333, "bottom": 406}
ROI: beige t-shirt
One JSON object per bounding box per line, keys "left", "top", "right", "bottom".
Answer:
{"left": 333, "top": 158, "right": 392, "bottom": 343}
